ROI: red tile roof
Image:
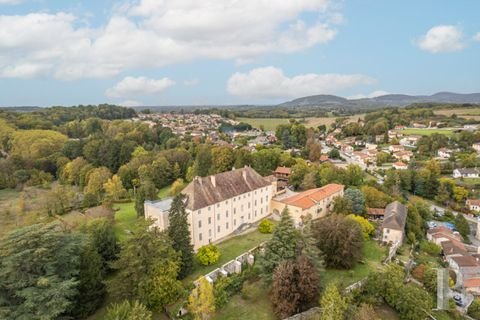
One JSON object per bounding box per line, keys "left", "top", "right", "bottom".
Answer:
{"left": 367, "top": 208, "right": 385, "bottom": 216}
{"left": 464, "top": 278, "right": 480, "bottom": 288}
{"left": 280, "top": 184, "right": 344, "bottom": 210}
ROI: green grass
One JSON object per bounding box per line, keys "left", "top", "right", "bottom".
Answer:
{"left": 185, "top": 229, "right": 273, "bottom": 283}
{"left": 157, "top": 185, "right": 171, "bottom": 199}
{"left": 322, "top": 240, "right": 387, "bottom": 288}
{"left": 0, "top": 188, "right": 19, "bottom": 202}
{"left": 112, "top": 202, "right": 137, "bottom": 242}
{"left": 455, "top": 177, "right": 480, "bottom": 187}
{"left": 211, "top": 280, "right": 274, "bottom": 320}
{"left": 395, "top": 128, "right": 454, "bottom": 137}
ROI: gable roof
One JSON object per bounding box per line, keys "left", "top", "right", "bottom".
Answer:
{"left": 381, "top": 201, "right": 407, "bottom": 231}
{"left": 182, "top": 166, "right": 271, "bottom": 211}
{"left": 279, "top": 184, "right": 344, "bottom": 210}
{"left": 451, "top": 255, "right": 480, "bottom": 267}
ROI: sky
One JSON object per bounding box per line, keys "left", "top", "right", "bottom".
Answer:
{"left": 0, "top": 0, "right": 479, "bottom": 107}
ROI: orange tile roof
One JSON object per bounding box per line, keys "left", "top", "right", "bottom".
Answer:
{"left": 467, "top": 199, "right": 480, "bottom": 206}
{"left": 464, "top": 278, "right": 480, "bottom": 288}
{"left": 394, "top": 161, "right": 407, "bottom": 167}
{"left": 281, "top": 184, "right": 344, "bottom": 210}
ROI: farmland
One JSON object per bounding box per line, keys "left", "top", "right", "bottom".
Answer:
{"left": 395, "top": 128, "right": 455, "bottom": 136}
{"left": 434, "top": 107, "right": 480, "bottom": 120}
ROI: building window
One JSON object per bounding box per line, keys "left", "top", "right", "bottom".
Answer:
{"left": 265, "top": 206, "right": 268, "bottom": 212}
{"left": 208, "top": 217, "right": 211, "bottom": 224}
{"left": 226, "top": 223, "right": 229, "bottom": 229}
{"left": 261, "top": 208, "right": 263, "bottom": 214}
{"left": 248, "top": 213, "right": 251, "bottom": 219}
{"left": 209, "top": 229, "right": 212, "bottom": 237}
{"left": 217, "top": 226, "right": 220, "bottom": 233}
{"left": 217, "top": 213, "right": 220, "bottom": 220}
{"left": 266, "top": 195, "right": 268, "bottom": 201}
{"left": 217, "top": 203, "right": 220, "bottom": 208}
{"left": 208, "top": 206, "right": 211, "bottom": 211}
{"left": 260, "top": 198, "right": 263, "bottom": 204}
{"left": 255, "top": 200, "right": 257, "bottom": 206}
{"left": 226, "top": 211, "right": 228, "bottom": 218}
{"left": 198, "top": 220, "right": 202, "bottom": 228}
{"left": 234, "top": 219, "right": 236, "bottom": 226}
{"left": 241, "top": 205, "right": 244, "bottom": 211}
{"left": 234, "top": 208, "right": 236, "bottom": 214}
{"left": 248, "top": 202, "right": 251, "bottom": 208}
{"left": 199, "top": 233, "right": 202, "bottom": 241}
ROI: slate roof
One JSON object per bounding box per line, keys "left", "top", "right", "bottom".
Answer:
{"left": 381, "top": 201, "right": 407, "bottom": 231}
{"left": 279, "top": 184, "right": 344, "bottom": 210}
{"left": 456, "top": 168, "right": 479, "bottom": 175}
{"left": 181, "top": 166, "right": 271, "bottom": 211}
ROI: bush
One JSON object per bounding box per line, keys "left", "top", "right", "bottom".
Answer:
{"left": 196, "top": 244, "right": 220, "bottom": 266}
{"left": 213, "top": 273, "right": 245, "bottom": 308}
{"left": 468, "top": 298, "right": 480, "bottom": 319}
{"left": 104, "top": 300, "right": 152, "bottom": 320}
{"left": 258, "top": 219, "right": 275, "bottom": 233}
{"left": 419, "top": 241, "right": 441, "bottom": 256}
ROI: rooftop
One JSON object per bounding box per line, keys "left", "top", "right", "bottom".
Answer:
{"left": 382, "top": 201, "right": 407, "bottom": 231}
{"left": 278, "top": 184, "right": 344, "bottom": 210}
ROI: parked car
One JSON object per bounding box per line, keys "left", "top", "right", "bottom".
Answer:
{"left": 453, "top": 294, "right": 464, "bottom": 307}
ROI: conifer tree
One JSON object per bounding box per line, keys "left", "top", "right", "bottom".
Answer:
{"left": 259, "top": 207, "right": 298, "bottom": 282}
{"left": 319, "top": 282, "right": 347, "bottom": 320}
{"left": 167, "top": 193, "right": 194, "bottom": 278}
{"left": 135, "top": 179, "right": 157, "bottom": 217}
{"left": 300, "top": 216, "right": 324, "bottom": 273}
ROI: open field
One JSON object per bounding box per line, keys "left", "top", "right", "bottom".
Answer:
{"left": 434, "top": 107, "right": 480, "bottom": 116}
{"left": 237, "top": 114, "right": 364, "bottom": 131}
{"left": 395, "top": 128, "right": 455, "bottom": 137}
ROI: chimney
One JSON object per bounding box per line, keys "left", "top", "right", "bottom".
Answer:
{"left": 211, "top": 175, "right": 216, "bottom": 187}
{"left": 242, "top": 169, "right": 247, "bottom": 181}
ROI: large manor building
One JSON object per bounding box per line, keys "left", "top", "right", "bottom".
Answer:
{"left": 145, "top": 166, "right": 343, "bottom": 250}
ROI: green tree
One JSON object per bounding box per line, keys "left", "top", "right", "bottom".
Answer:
{"left": 196, "top": 244, "right": 220, "bottom": 266}
{"left": 455, "top": 214, "right": 470, "bottom": 239}
{"left": 188, "top": 277, "right": 215, "bottom": 320}
{"left": 135, "top": 179, "right": 157, "bottom": 217}
{"left": 360, "top": 186, "right": 392, "bottom": 208}
{"left": 0, "top": 223, "right": 83, "bottom": 319}
{"left": 85, "top": 166, "right": 112, "bottom": 203}
{"left": 167, "top": 194, "right": 194, "bottom": 278}
{"left": 332, "top": 196, "right": 353, "bottom": 215}
{"left": 319, "top": 282, "right": 348, "bottom": 320}
{"left": 259, "top": 207, "right": 299, "bottom": 282}
{"left": 314, "top": 215, "right": 363, "bottom": 269}
{"left": 80, "top": 218, "right": 119, "bottom": 271}
{"left": 104, "top": 174, "right": 128, "bottom": 201}
{"left": 108, "top": 220, "right": 182, "bottom": 310}
{"left": 193, "top": 145, "right": 213, "bottom": 177}
{"left": 468, "top": 298, "right": 480, "bottom": 319}
{"left": 299, "top": 216, "right": 324, "bottom": 273}
{"left": 211, "top": 146, "right": 235, "bottom": 174}
{"left": 10, "top": 129, "right": 68, "bottom": 161}
{"left": 344, "top": 188, "right": 365, "bottom": 215}
{"left": 104, "top": 300, "right": 152, "bottom": 320}
{"left": 344, "top": 164, "right": 364, "bottom": 186}
{"left": 258, "top": 219, "right": 275, "bottom": 233}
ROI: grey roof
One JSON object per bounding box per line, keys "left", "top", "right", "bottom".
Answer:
{"left": 181, "top": 166, "right": 271, "bottom": 211}
{"left": 145, "top": 198, "right": 173, "bottom": 211}
{"left": 456, "top": 168, "right": 479, "bottom": 174}
{"left": 382, "top": 201, "right": 407, "bottom": 231}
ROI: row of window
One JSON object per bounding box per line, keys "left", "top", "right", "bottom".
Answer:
{"left": 199, "top": 194, "right": 269, "bottom": 215}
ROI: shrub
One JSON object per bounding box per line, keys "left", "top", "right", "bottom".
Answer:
{"left": 258, "top": 219, "right": 275, "bottom": 233}
{"left": 196, "top": 244, "right": 220, "bottom": 266}
{"left": 468, "top": 298, "right": 480, "bottom": 319}
{"left": 213, "top": 273, "right": 245, "bottom": 308}
{"left": 104, "top": 300, "right": 152, "bottom": 320}
{"left": 419, "top": 241, "right": 441, "bottom": 256}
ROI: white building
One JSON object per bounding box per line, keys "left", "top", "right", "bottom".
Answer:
{"left": 145, "top": 166, "right": 276, "bottom": 250}
{"left": 467, "top": 199, "right": 480, "bottom": 212}
{"left": 437, "top": 148, "right": 453, "bottom": 159}
{"left": 453, "top": 168, "right": 479, "bottom": 179}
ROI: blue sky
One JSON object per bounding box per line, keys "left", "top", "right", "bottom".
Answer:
{"left": 0, "top": 0, "right": 479, "bottom": 107}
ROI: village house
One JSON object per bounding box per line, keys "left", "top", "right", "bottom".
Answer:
{"left": 365, "top": 143, "right": 377, "bottom": 150}
{"left": 144, "top": 166, "right": 276, "bottom": 250}
{"left": 467, "top": 199, "right": 480, "bottom": 212}
{"left": 399, "top": 135, "right": 420, "bottom": 147}
{"left": 381, "top": 201, "right": 407, "bottom": 244}
{"left": 393, "top": 150, "right": 413, "bottom": 163}
{"left": 270, "top": 184, "right": 344, "bottom": 226}
{"left": 453, "top": 168, "right": 480, "bottom": 179}
{"left": 388, "top": 145, "right": 405, "bottom": 153}
{"left": 437, "top": 148, "right": 453, "bottom": 159}
{"left": 273, "top": 166, "right": 291, "bottom": 182}
{"left": 392, "top": 162, "right": 408, "bottom": 170}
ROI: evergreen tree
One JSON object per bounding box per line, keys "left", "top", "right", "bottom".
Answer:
{"left": 71, "top": 239, "right": 106, "bottom": 318}
{"left": 193, "top": 145, "right": 213, "bottom": 177}
{"left": 0, "top": 223, "right": 83, "bottom": 319}
{"left": 319, "top": 282, "right": 347, "bottom": 320}
{"left": 135, "top": 179, "right": 157, "bottom": 217}
{"left": 81, "top": 218, "right": 119, "bottom": 272}
{"left": 343, "top": 188, "right": 365, "bottom": 215}
{"left": 167, "top": 194, "right": 194, "bottom": 278}
{"left": 108, "top": 219, "right": 182, "bottom": 310}
{"left": 455, "top": 214, "right": 470, "bottom": 240}
{"left": 188, "top": 277, "right": 215, "bottom": 320}
{"left": 259, "top": 207, "right": 298, "bottom": 282}
{"left": 300, "top": 216, "right": 324, "bottom": 273}
{"left": 104, "top": 300, "right": 152, "bottom": 320}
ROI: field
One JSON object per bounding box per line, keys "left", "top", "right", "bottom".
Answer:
{"left": 237, "top": 114, "right": 364, "bottom": 131}
{"left": 434, "top": 107, "right": 480, "bottom": 117}
{"left": 395, "top": 128, "right": 454, "bottom": 137}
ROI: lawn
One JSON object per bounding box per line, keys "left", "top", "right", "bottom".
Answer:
{"left": 322, "top": 240, "right": 387, "bottom": 288}
{"left": 112, "top": 202, "right": 137, "bottom": 242}
{"left": 434, "top": 108, "right": 480, "bottom": 116}
{"left": 396, "top": 128, "right": 454, "bottom": 137}
{"left": 185, "top": 228, "right": 273, "bottom": 283}
{"left": 454, "top": 177, "right": 480, "bottom": 188}
{"left": 212, "top": 280, "right": 274, "bottom": 320}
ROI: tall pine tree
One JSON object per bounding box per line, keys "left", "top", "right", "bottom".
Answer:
{"left": 167, "top": 194, "right": 194, "bottom": 278}
{"left": 259, "top": 207, "right": 298, "bottom": 282}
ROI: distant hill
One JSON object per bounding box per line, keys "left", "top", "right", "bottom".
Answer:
{"left": 279, "top": 92, "right": 480, "bottom": 109}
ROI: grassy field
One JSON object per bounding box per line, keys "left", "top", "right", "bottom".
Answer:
{"left": 395, "top": 128, "right": 454, "bottom": 137}
{"left": 185, "top": 228, "right": 273, "bottom": 283}
{"left": 434, "top": 107, "right": 480, "bottom": 116}
{"left": 212, "top": 280, "right": 274, "bottom": 320}
{"left": 237, "top": 114, "right": 364, "bottom": 131}
{"left": 323, "top": 240, "right": 386, "bottom": 288}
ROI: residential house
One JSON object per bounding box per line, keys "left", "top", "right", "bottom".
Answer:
{"left": 273, "top": 166, "right": 292, "bottom": 182}
{"left": 400, "top": 135, "right": 420, "bottom": 147}
{"left": 453, "top": 168, "right": 479, "bottom": 179}
{"left": 437, "top": 148, "right": 453, "bottom": 159}
{"left": 393, "top": 151, "right": 413, "bottom": 163}
{"left": 388, "top": 145, "right": 405, "bottom": 153}
{"left": 381, "top": 201, "right": 407, "bottom": 244}
{"left": 365, "top": 143, "right": 378, "bottom": 150}
{"left": 392, "top": 162, "right": 408, "bottom": 170}
{"left": 145, "top": 166, "right": 276, "bottom": 250}
{"left": 467, "top": 199, "right": 480, "bottom": 212}
{"left": 270, "top": 184, "right": 344, "bottom": 226}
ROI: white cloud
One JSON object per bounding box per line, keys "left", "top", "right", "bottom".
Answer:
{"left": 184, "top": 78, "right": 199, "bottom": 86}
{"left": 474, "top": 32, "right": 480, "bottom": 42}
{"left": 106, "top": 76, "right": 175, "bottom": 98}
{"left": 417, "top": 25, "right": 465, "bottom": 53}
{"left": 0, "top": 0, "right": 340, "bottom": 80}
{"left": 227, "top": 66, "right": 375, "bottom": 99}
{"left": 348, "top": 90, "right": 390, "bottom": 99}
{"left": 0, "top": 0, "right": 23, "bottom": 5}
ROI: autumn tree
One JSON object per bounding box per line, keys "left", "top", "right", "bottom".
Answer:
{"left": 347, "top": 214, "right": 375, "bottom": 239}
{"left": 271, "top": 255, "right": 320, "bottom": 318}
{"left": 314, "top": 215, "right": 363, "bottom": 269}
{"left": 104, "top": 174, "right": 127, "bottom": 201}
{"left": 167, "top": 194, "right": 194, "bottom": 278}
{"left": 108, "top": 220, "right": 182, "bottom": 310}
{"left": 319, "top": 282, "right": 348, "bottom": 320}
{"left": 360, "top": 186, "right": 392, "bottom": 208}
{"left": 211, "top": 146, "right": 235, "bottom": 174}
{"left": 84, "top": 166, "right": 112, "bottom": 203}
{"left": 188, "top": 277, "right": 215, "bottom": 320}
{"left": 259, "top": 207, "right": 299, "bottom": 282}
